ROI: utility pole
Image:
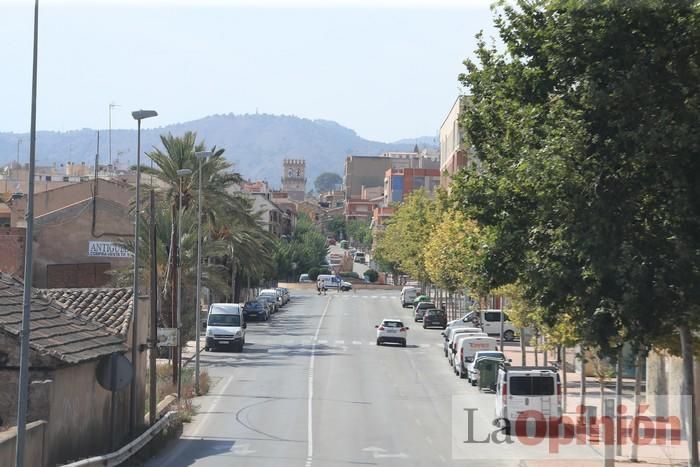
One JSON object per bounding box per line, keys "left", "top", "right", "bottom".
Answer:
{"left": 16, "top": 138, "right": 22, "bottom": 165}
{"left": 15, "top": 1, "right": 39, "bottom": 466}
{"left": 149, "top": 189, "right": 157, "bottom": 426}
{"left": 109, "top": 102, "right": 119, "bottom": 166}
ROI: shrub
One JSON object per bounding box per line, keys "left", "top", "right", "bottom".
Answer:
{"left": 308, "top": 267, "right": 321, "bottom": 280}
{"left": 339, "top": 271, "right": 360, "bottom": 279}
{"left": 364, "top": 269, "right": 379, "bottom": 283}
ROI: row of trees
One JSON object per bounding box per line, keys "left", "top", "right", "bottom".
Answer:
{"left": 376, "top": 2, "right": 700, "bottom": 462}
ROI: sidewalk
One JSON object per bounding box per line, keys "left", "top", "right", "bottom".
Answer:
{"left": 500, "top": 342, "right": 691, "bottom": 466}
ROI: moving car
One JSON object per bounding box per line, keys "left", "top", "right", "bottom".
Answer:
{"left": 375, "top": 319, "right": 408, "bottom": 347}
{"left": 495, "top": 366, "right": 561, "bottom": 434}
{"left": 242, "top": 299, "right": 269, "bottom": 321}
{"left": 422, "top": 308, "right": 447, "bottom": 329}
{"left": 413, "top": 301, "right": 436, "bottom": 322}
{"left": 317, "top": 274, "right": 353, "bottom": 291}
{"left": 400, "top": 286, "right": 417, "bottom": 307}
{"left": 205, "top": 303, "right": 246, "bottom": 352}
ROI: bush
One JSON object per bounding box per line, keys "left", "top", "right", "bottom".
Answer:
{"left": 339, "top": 271, "right": 360, "bottom": 279}
{"left": 364, "top": 269, "right": 379, "bottom": 283}
{"left": 308, "top": 267, "right": 321, "bottom": 280}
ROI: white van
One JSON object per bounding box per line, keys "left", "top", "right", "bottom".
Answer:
{"left": 205, "top": 303, "right": 246, "bottom": 352}
{"left": 400, "top": 286, "right": 417, "bottom": 307}
{"left": 449, "top": 331, "right": 488, "bottom": 368}
{"left": 444, "top": 327, "right": 483, "bottom": 359}
{"left": 317, "top": 274, "right": 352, "bottom": 291}
{"left": 454, "top": 336, "right": 498, "bottom": 378}
{"left": 465, "top": 309, "right": 518, "bottom": 341}
{"left": 495, "top": 366, "right": 561, "bottom": 434}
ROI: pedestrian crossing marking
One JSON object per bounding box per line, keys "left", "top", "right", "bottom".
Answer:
{"left": 352, "top": 340, "right": 362, "bottom": 345}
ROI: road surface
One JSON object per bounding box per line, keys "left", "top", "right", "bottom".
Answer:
{"left": 144, "top": 290, "right": 601, "bottom": 467}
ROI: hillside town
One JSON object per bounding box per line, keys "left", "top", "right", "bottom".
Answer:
{"left": 2, "top": 2, "right": 700, "bottom": 467}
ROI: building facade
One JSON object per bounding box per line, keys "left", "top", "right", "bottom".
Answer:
{"left": 439, "top": 96, "right": 471, "bottom": 190}
{"left": 383, "top": 167, "right": 441, "bottom": 205}
{"left": 281, "top": 159, "right": 307, "bottom": 201}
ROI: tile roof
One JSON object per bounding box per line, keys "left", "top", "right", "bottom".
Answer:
{"left": 41, "top": 288, "right": 133, "bottom": 336}
{"left": 0, "top": 275, "right": 127, "bottom": 365}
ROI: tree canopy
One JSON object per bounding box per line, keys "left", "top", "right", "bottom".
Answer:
{"left": 314, "top": 172, "right": 343, "bottom": 193}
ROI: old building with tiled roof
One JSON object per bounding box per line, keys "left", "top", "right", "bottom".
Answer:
{"left": 42, "top": 287, "right": 133, "bottom": 336}
{"left": 0, "top": 274, "right": 149, "bottom": 466}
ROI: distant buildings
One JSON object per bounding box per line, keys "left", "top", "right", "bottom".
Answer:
{"left": 439, "top": 96, "right": 471, "bottom": 190}
{"left": 383, "top": 167, "right": 440, "bottom": 205}
{"left": 281, "top": 159, "right": 307, "bottom": 201}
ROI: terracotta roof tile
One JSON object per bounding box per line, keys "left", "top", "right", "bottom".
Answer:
{"left": 41, "top": 288, "right": 133, "bottom": 335}
{"left": 0, "top": 274, "right": 126, "bottom": 365}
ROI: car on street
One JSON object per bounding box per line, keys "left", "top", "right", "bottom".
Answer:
{"left": 317, "top": 274, "right": 353, "bottom": 291}
{"left": 454, "top": 336, "right": 499, "bottom": 378}
{"left": 260, "top": 288, "right": 284, "bottom": 307}
{"left": 413, "top": 301, "right": 436, "bottom": 322}
{"left": 464, "top": 309, "right": 518, "bottom": 341}
{"left": 449, "top": 332, "right": 488, "bottom": 369}
{"left": 422, "top": 308, "right": 447, "bottom": 329}
{"left": 257, "top": 294, "right": 279, "bottom": 314}
{"left": 443, "top": 326, "right": 482, "bottom": 358}
{"left": 467, "top": 351, "right": 507, "bottom": 385}
{"left": 495, "top": 366, "right": 561, "bottom": 434}
{"left": 298, "top": 273, "right": 313, "bottom": 283}
{"left": 353, "top": 252, "right": 366, "bottom": 263}
{"left": 242, "top": 299, "right": 270, "bottom": 321}
{"left": 400, "top": 286, "right": 417, "bottom": 307}
{"left": 276, "top": 287, "right": 290, "bottom": 304}
{"left": 205, "top": 303, "right": 246, "bottom": 352}
{"left": 375, "top": 319, "right": 408, "bottom": 347}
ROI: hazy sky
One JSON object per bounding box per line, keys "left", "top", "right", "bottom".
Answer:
{"left": 1, "top": 0, "right": 496, "bottom": 142}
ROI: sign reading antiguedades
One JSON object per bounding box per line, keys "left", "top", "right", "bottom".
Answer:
{"left": 88, "top": 241, "right": 132, "bottom": 258}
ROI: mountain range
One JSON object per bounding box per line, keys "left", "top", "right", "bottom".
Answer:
{"left": 0, "top": 113, "right": 437, "bottom": 187}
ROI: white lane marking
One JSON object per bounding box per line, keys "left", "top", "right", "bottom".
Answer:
{"left": 352, "top": 340, "right": 362, "bottom": 345}
{"left": 307, "top": 297, "right": 332, "bottom": 467}
{"left": 192, "top": 375, "right": 234, "bottom": 437}
{"left": 426, "top": 436, "right": 433, "bottom": 445}
{"left": 335, "top": 340, "right": 344, "bottom": 345}
{"left": 233, "top": 443, "right": 256, "bottom": 455}
{"left": 420, "top": 343, "right": 430, "bottom": 348}
{"left": 439, "top": 454, "right": 447, "bottom": 463}
{"left": 435, "top": 343, "right": 443, "bottom": 347}
{"left": 318, "top": 339, "right": 328, "bottom": 344}
{"left": 415, "top": 417, "right": 423, "bottom": 427}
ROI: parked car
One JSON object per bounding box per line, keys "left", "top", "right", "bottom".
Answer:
{"left": 449, "top": 332, "right": 488, "bottom": 368}
{"left": 375, "top": 319, "right": 408, "bottom": 347}
{"left": 353, "top": 252, "right": 366, "bottom": 263}
{"left": 413, "top": 301, "right": 436, "bottom": 322}
{"left": 442, "top": 326, "right": 482, "bottom": 358}
{"left": 260, "top": 288, "right": 284, "bottom": 307}
{"left": 454, "top": 336, "right": 499, "bottom": 378}
{"left": 422, "top": 309, "right": 447, "bottom": 329}
{"left": 495, "top": 366, "right": 561, "bottom": 434}
{"left": 242, "top": 300, "right": 269, "bottom": 321}
{"left": 400, "top": 286, "right": 417, "bottom": 307}
{"left": 205, "top": 303, "right": 246, "bottom": 352}
{"left": 257, "top": 294, "right": 278, "bottom": 314}
{"left": 467, "top": 351, "right": 507, "bottom": 386}
{"left": 298, "top": 273, "right": 312, "bottom": 283}
{"left": 464, "top": 309, "right": 518, "bottom": 341}
{"left": 275, "top": 287, "right": 290, "bottom": 304}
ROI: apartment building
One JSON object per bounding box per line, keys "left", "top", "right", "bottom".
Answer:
{"left": 439, "top": 96, "right": 472, "bottom": 190}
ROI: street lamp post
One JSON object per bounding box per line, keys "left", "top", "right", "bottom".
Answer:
{"left": 129, "top": 109, "right": 157, "bottom": 436}
{"left": 109, "top": 102, "right": 120, "bottom": 166}
{"left": 193, "top": 151, "right": 212, "bottom": 395}
{"left": 176, "top": 168, "right": 192, "bottom": 400}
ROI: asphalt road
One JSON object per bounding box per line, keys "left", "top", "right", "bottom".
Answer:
{"left": 144, "top": 290, "right": 600, "bottom": 467}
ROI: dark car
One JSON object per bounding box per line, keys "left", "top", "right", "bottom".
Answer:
{"left": 413, "top": 301, "right": 436, "bottom": 322}
{"left": 243, "top": 300, "right": 269, "bottom": 321}
{"left": 256, "top": 295, "right": 278, "bottom": 314}
{"left": 422, "top": 309, "right": 447, "bottom": 329}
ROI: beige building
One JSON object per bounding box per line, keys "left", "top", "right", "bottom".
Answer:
{"left": 281, "top": 159, "right": 307, "bottom": 201}
{"left": 439, "top": 96, "right": 472, "bottom": 190}
{"left": 6, "top": 179, "right": 133, "bottom": 288}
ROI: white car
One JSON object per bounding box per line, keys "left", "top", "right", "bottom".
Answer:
{"left": 467, "top": 351, "right": 507, "bottom": 385}
{"left": 375, "top": 319, "right": 408, "bottom": 347}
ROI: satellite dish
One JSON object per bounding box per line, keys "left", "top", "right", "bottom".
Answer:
{"left": 96, "top": 353, "right": 133, "bottom": 392}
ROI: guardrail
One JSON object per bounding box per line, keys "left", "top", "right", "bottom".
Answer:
{"left": 60, "top": 411, "right": 177, "bottom": 467}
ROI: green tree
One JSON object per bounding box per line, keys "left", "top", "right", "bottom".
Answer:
{"left": 454, "top": 2, "right": 700, "bottom": 460}
{"left": 346, "top": 219, "right": 372, "bottom": 248}
{"left": 314, "top": 172, "right": 343, "bottom": 193}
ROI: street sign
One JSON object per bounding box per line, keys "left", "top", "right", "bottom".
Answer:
{"left": 96, "top": 353, "right": 133, "bottom": 392}
{"left": 157, "top": 328, "right": 177, "bottom": 347}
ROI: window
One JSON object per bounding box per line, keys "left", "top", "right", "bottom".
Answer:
{"left": 208, "top": 313, "right": 241, "bottom": 326}
{"left": 383, "top": 321, "right": 404, "bottom": 328}
{"left": 484, "top": 311, "right": 501, "bottom": 322}
{"left": 509, "top": 376, "right": 555, "bottom": 396}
